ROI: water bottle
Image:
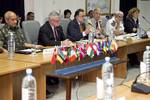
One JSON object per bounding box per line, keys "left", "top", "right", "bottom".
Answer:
{"left": 7, "top": 32, "right": 15, "bottom": 59}
{"left": 137, "top": 27, "right": 145, "bottom": 38}
{"left": 22, "top": 69, "right": 37, "bottom": 100}
{"left": 102, "top": 57, "right": 114, "bottom": 100}
{"left": 88, "top": 33, "right": 94, "bottom": 43}
{"left": 143, "top": 46, "right": 150, "bottom": 81}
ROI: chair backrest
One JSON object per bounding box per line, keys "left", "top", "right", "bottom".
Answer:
{"left": 60, "top": 18, "right": 71, "bottom": 37}
{"left": 22, "top": 20, "right": 40, "bottom": 44}
{"left": 0, "top": 24, "right": 4, "bottom": 29}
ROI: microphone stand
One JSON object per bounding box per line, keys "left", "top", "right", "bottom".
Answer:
{"left": 142, "top": 16, "right": 150, "bottom": 31}
{"left": 142, "top": 16, "right": 150, "bottom": 25}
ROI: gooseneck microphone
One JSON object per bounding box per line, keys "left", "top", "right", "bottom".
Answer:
{"left": 142, "top": 16, "right": 150, "bottom": 25}
{"left": 131, "top": 71, "right": 150, "bottom": 94}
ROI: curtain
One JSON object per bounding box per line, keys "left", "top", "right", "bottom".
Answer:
{"left": 120, "top": 0, "right": 137, "bottom": 22}
{"left": 0, "top": 0, "right": 25, "bottom": 22}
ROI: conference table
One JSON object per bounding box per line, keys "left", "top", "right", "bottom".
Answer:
{"left": 87, "top": 81, "right": 150, "bottom": 100}
{"left": 0, "top": 59, "right": 40, "bottom": 100}
{"left": 0, "top": 37, "right": 150, "bottom": 100}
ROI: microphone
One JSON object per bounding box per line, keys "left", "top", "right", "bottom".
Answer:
{"left": 88, "top": 22, "right": 96, "bottom": 32}
{"left": 88, "top": 22, "right": 94, "bottom": 27}
{"left": 142, "top": 16, "right": 150, "bottom": 25}
{"left": 131, "top": 71, "right": 150, "bottom": 94}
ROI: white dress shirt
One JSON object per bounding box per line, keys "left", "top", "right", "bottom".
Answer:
{"left": 105, "top": 17, "right": 124, "bottom": 37}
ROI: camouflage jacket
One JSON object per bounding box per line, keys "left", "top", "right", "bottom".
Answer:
{"left": 0, "top": 24, "right": 26, "bottom": 51}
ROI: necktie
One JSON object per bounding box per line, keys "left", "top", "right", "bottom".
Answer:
{"left": 79, "top": 24, "right": 83, "bottom": 32}
{"left": 53, "top": 28, "right": 58, "bottom": 41}
{"left": 96, "top": 21, "right": 98, "bottom": 29}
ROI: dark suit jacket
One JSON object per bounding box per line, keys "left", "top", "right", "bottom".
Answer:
{"left": 67, "top": 19, "right": 86, "bottom": 41}
{"left": 124, "top": 17, "right": 139, "bottom": 33}
{"left": 38, "top": 21, "right": 65, "bottom": 46}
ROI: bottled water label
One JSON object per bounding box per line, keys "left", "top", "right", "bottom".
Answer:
{"left": 22, "top": 88, "right": 29, "bottom": 100}
{"left": 7, "top": 32, "right": 15, "bottom": 59}
{"left": 102, "top": 57, "right": 114, "bottom": 100}
{"left": 22, "top": 87, "right": 36, "bottom": 100}
{"left": 8, "top": 41, "right": 15, "bottom": 52}
{"left": 22, "top": 69, "right": 37, "bottom": 100}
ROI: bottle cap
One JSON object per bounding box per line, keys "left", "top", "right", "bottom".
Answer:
{"left": 146, "top": 46, "right": 150, "bottom": 50}
{"left": 105, "top": 57, "right": 110, "bottom": 62}
{"left": 26, "top": 68, "right": 32, "bottom": 74}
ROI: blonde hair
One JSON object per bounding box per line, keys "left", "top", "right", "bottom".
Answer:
{"left": 94, "top": 8, "right": 101, "bottom": 13}
{"left": 127, "top": 8, "right": 140, "bottom": 18}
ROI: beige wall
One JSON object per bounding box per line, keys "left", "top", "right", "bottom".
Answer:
{"left": 137, "top": 0, "right": 150, "bottom": 29}
{"left": 24, "top": 0, "right": 120, "bottom": 25}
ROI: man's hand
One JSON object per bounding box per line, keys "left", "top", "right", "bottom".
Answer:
{"left": 133, "top": 28, "right": 137, "bottom": 32}
{"left": 61, "top": 39, "right": 74, "bottom": 46}
{"left": 34, "top": 45, "right": 45, "bottom": 49}
{"left": 114, "top": 30, "right": 122, "bottom": 36}
{"left": 84, "top": 28, "right": 91, "bottom": 34}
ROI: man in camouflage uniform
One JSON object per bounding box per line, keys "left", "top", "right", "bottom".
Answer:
{"left": 0, "top": 11, "right": 44, "bottom": 51}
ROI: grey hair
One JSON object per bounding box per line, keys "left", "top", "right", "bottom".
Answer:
{"left": 4, "top": 11, "right": 16, "bottom": 20}
{"left": 115, "top": 11, "right": 124, "bottom": 16}
{"left": 48, "top": 11, "right": 60, "bottom": 20}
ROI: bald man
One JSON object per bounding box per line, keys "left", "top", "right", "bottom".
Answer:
{"left": 0, "top": 11, "right": 44, "bottom": 52}
{"left": 106, "top": 11, "right": 124, "bottom": 38}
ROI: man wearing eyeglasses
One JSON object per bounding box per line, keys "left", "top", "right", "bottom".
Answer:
{"left": 106, "top": 11, "right": 124, "bottom": 38}
{"left": 67, "top": 9, "right": 91, "bottom": 41}
{"left": 38, "top": 11, "right": 72, "bottom": 46}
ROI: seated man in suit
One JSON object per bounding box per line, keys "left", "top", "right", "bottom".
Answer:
{"left": 105, "top": 11, "right": 124, "bottom": 38}
{"left": 124, "top": 8, "right": 140, "bottom": 33}
{"left": 86, "top": 8, "right": 105, "bottom": 38}
{"left": 0, "top": 11, "right": 44, "bottom": 52}
{"left": 67, "top": 9, "right": 91, "bottom": 41}
{"left": 38, "top": 11, "right": 72, "bottom": 46}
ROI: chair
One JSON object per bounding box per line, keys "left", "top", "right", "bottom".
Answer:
{"left": 60, "top": 18, "right": 71, "bottom": 37}
{"left": 22, "top": 20, "right": 40, "bottom": 44}
{"left": 0, "top": 24, "right": 4, "bottom": 29}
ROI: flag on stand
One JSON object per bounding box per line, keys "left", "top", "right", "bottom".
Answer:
{"left": 68, "top": 47, "right": 77, "bottom": 62}
{"left": 50, "top": 48, "right": 56, "bottom": 64}
{"left": 92, "top": 43, "right": 99, "bottom": 55}
{"left": 111, "top": 40, "right": 118, "bottom": 52}
{"left": 86, "top": 43, "right": 94, "bottom": 58}
{"left": 57, "top": 55, "right": 64, "bottom": 64}
{"left": 102, "top": 41, "right": 107, "bottom": 54}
